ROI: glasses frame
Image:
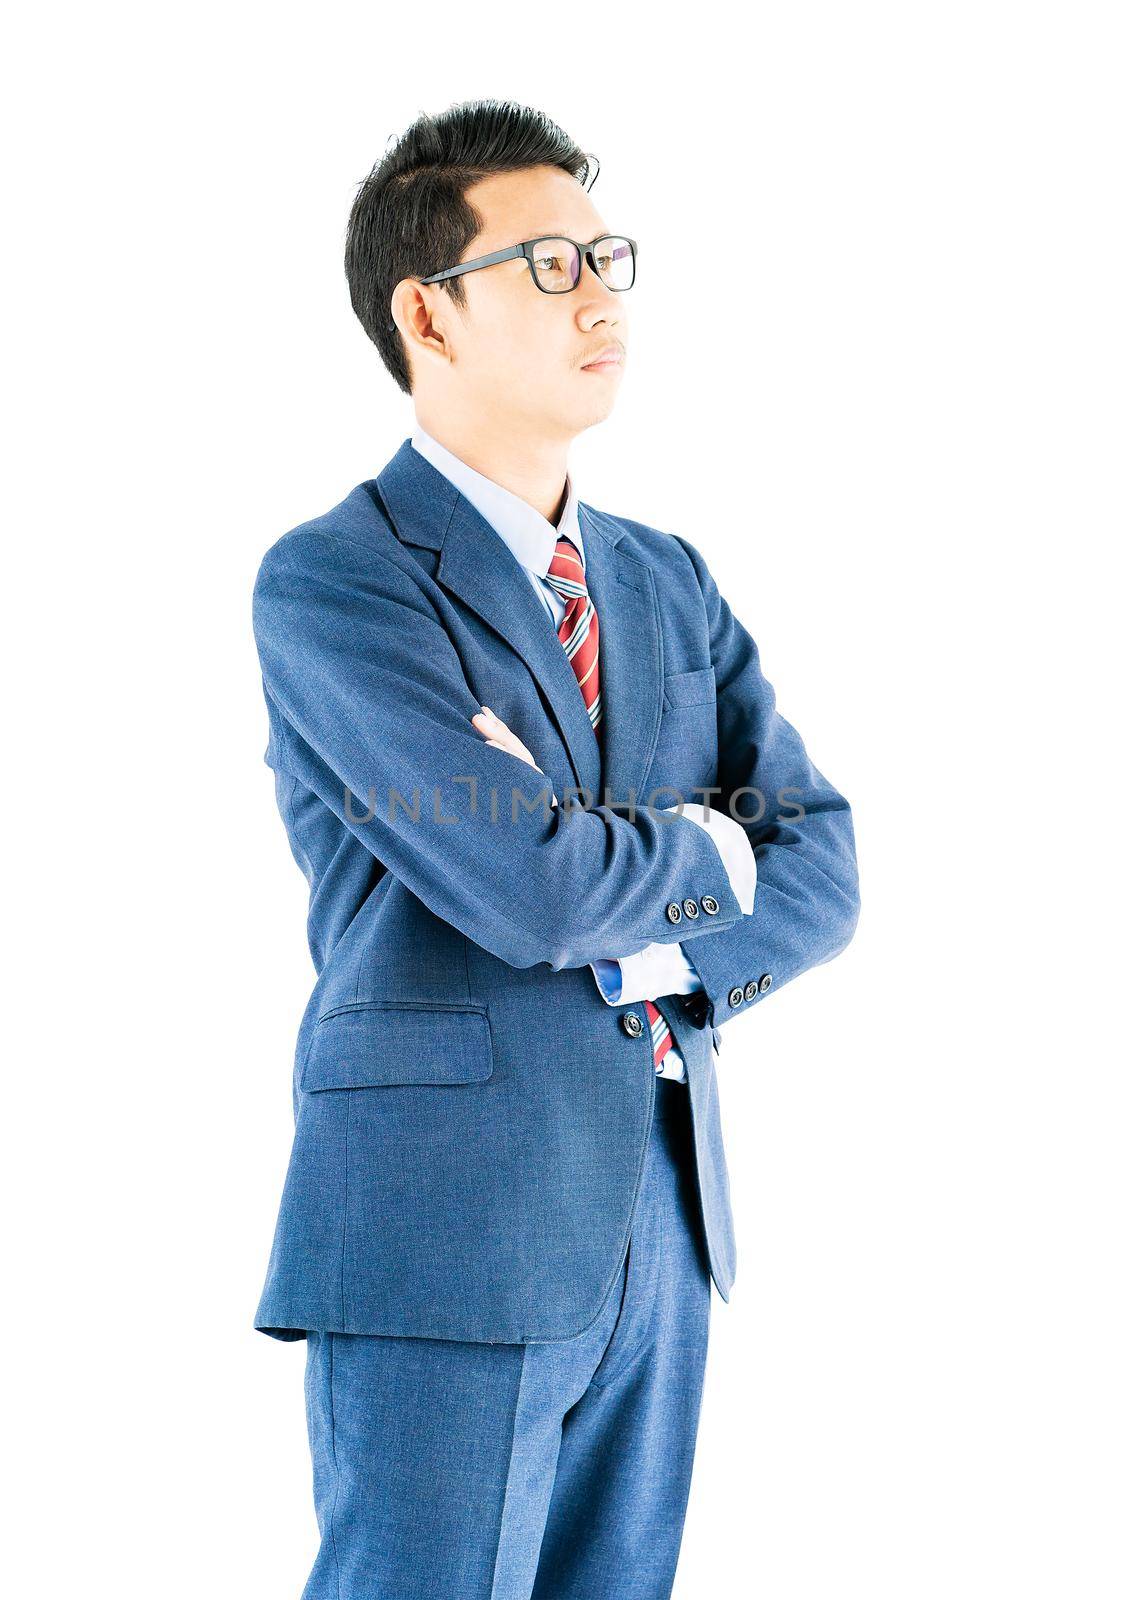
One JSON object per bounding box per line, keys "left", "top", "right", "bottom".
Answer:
{"left": 386, "top": 232, "right": 636, "bottom": 332}
{"left": 421, "top": 233, "right": 637, "bottom": 294}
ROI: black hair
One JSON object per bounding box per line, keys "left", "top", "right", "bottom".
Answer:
{"left": 344, "top": 99, "right": 596, "bottom": 394}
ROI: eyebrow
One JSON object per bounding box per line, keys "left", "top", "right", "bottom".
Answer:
{"left": 532, "top": 226, "right": 611, "bottom": 239}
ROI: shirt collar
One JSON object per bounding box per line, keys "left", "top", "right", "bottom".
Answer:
{"left": 410, "top": 423, "right": 583, "bottom": 581}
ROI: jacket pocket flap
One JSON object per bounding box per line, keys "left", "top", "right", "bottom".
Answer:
{"left": 302, "top": 1002, "right": 493, "bottom": 1090}
{"left": 663, "top": 665, "right": 716, "bottom": 708}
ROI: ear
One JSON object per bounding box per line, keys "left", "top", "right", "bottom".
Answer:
{"left": 391, "top": 279, "right": 452, "bottom": 367}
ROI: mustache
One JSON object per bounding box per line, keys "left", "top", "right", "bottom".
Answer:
{"left": 577, "top": 339, "right": 626, "bottom": 366}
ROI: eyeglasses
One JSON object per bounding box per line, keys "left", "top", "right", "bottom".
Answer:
{"left": 387, "top": 234, "right": 637, "bottom": 332}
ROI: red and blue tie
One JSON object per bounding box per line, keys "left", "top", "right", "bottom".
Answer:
{"left": 546, "top": 534, "right": 678, "bottom": 1073}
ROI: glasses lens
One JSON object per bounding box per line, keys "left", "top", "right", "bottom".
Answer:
{"left": 592, "top": 237, "right": 635, "bottom": 291}
{"left": 531, "top": 239, "right": 581, "bottom": 293}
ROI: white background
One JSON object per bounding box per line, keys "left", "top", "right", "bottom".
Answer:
{"left": 6, "top": 4, "right": 1139, "bottom": 1595}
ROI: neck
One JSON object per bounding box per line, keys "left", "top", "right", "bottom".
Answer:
{"left": 414, "top": 410, "right": 569, "bottom": 526}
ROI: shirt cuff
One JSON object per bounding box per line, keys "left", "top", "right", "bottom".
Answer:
{"left": 589, "top": 942, "right": 704, "bottom": 1007}
{"left": 590, "top": 957, "right": 623, "bottom": 1004}
{"left": 676, "top": 802, "right": 756, "bottom": 915}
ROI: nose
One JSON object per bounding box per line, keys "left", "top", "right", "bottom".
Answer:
{"left": 572, "top": 266, "right": 625, "bottom": 331}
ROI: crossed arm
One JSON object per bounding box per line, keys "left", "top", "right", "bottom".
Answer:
{"left": 469, "top": 705, "right": 756, "bottom": 1010}
{"left": 469, "top": 530, "right": 859, "bottom": 1033}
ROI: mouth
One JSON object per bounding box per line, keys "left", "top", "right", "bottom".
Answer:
{"left": 580, "top": 345, "right": 625, "bottom": 373}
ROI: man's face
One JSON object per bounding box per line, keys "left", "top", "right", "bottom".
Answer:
{"left": 413, "top": 165, "right": 630, "bottom": 444}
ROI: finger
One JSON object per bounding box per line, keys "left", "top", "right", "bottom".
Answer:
{"left": 481, "top": 736, "right": 540, "bottom": 771}
{"left": 477, "top": 716, "right": 528, "bottom": 760}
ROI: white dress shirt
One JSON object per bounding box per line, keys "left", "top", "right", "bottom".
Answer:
{"left": 409, "top": 424, "right": 756, "bottom": 1080}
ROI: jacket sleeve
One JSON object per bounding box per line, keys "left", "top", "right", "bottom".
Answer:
{"left": 252, "top": 526, "right": 747, "bottom": 973}
{"left": 588, "top": 798, "right": 756, "bottom": 1001}
{"left": 671, "top": 533, "right": 860, "bottom": 1028}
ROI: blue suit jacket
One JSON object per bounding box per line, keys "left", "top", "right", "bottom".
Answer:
{"left": 251, "top": 438, "right": 859, "bottom": 1343}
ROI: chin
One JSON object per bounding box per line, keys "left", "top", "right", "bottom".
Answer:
{"left": 573, "top": 392, "right": 619, "bottom": 433}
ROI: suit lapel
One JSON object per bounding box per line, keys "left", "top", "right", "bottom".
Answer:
{"left": 375, "top": 439, "right": 662, "bottom": 809}
{"left": 437, "top": 493, "right": 604, "bottom": 801}
{"left": 579, "top": 505, "right": 663, "bottom": 811}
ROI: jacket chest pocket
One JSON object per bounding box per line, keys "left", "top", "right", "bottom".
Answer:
{"left": 301, "top": 1001, "right": 493, "bottom": 1090}
{"left": 662, "top": 665, "right": 716, "bottom": 710}
{"left": 652, "top": 666, "right": 718, "bottom": 790}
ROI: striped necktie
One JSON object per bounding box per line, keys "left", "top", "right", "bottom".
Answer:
{"left": 546, "top": 534, "right": 679, "bottom": 1075}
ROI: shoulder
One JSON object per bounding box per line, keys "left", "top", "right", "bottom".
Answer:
{"left": 253, "top": 481, "right": 419, "bottom": 600}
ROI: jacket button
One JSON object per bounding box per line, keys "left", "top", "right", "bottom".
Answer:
{"left": 729, "top": 986, "right": 744, "bottom": 1007}
{"left": 621, "top": 1011, "right": 644, "bottom": 1038}
{"left": 682, "top": 898, "right": 699, "bottom": 919}
{"left": 665, "top": 902, "right": 682, "bottom": 924}
{"left": 744, "top": 979, "right": 758, "bottom": 1001}
{"left": 759, "top": 973, "right": 773, "bottom": 992}
{"left": 700, "top": 895, "right": 719, "bottom": 915}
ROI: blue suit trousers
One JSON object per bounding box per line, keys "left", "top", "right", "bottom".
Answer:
{"left": 300, "top": 1075, "right": 712, "bottom": 1599}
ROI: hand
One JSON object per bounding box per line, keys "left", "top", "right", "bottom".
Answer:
{"left": 471, "top": 706, "right": 542, "bottom": 773}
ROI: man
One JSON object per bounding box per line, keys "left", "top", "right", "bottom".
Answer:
{"left": 251, "top": 98, "right": 859, "bottom": 1599}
